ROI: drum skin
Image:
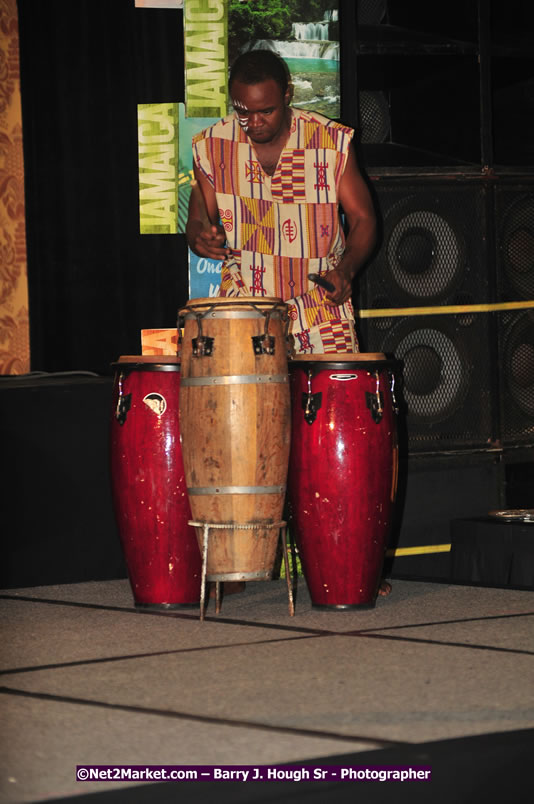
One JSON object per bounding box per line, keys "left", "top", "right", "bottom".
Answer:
{"left": 179, "top": 298, "right": 291, "bottom": 580}
{"left": 110, "top": 357, "right": 201, "bottom": 607}
{"left": 288, "top": 355, "right": 398, "bottom": 608}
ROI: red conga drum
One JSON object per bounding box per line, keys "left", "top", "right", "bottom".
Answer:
{"left": 288, "top": 354, "right": 399, "bottom": 609}
{"left": 110, "top": 356, "right": 201, "bottom": 608}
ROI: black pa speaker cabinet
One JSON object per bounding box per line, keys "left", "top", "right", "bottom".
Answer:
{"left": 495, "top": 180, "right": 534, "bottom": 446}
{"left": 358, "top": 177, "right": 498, "bottom": 452}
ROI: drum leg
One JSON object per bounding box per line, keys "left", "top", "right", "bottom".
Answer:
{"left": 215, "top": 582, "right": 222, "bottom": 615}
{"left": 198, "top": 522, "right": 210, "bottom": 622}
{"left": 281, "top": 524, "right": 295, "bottom": 617}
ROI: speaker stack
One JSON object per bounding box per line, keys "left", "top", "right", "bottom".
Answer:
{"left": 494, "top": 182, "right": 534, "bottom": 447}
{"left": 347, "top": 0, "right": 534, "bottom": 580}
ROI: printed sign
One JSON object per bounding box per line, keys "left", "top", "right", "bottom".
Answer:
{"left": 184, "top": 0, "right": 228, "bottom": 118}
{"left": 138, "top": 103, "right": 179, "bottom": 234}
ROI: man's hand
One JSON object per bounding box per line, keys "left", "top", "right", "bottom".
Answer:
{"left": 191, "top": 223, "right": 229, "bottom": 261}
{"left": 186, "top": 170, "right": 230, "bottom": 261}
{"left": 322, "top": 267, "right": 353, "bottom": 306}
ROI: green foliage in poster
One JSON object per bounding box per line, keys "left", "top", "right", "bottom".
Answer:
{"left": 228, "top": 0, "right": 337, "bottom": 62}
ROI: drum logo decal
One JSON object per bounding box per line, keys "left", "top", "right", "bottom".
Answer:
{"left": 143, "top": 393, "right": 167, "bottom": 416}
{"left": 329, "top": 373, "right": 358, "bottom": 381}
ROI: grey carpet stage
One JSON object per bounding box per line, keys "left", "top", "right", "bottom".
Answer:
{"left": 2, "top": 578, "right": 533, "bottom": 802}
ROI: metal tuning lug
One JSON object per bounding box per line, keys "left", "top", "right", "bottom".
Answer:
{"left": 366, "top": 371, "right": 384, "bottom": 424}
{"left": 115, "top": 373, "right": 132, "bottom": 425}
{"left": 252, "top": 334, "right": 275, "bottom": 355}
{"left": 192, "top": 336, "right": 214, "bottom": 357}
{"left": 302, "top": 368, "right": 321, "bottom": 424}
{"left": 192, "top": 313, "right": 213, "bottom": 357}
{"left": 302, "top": 392, "right": 322, "bottom": 425}
{"left": 252, "top": 308, "right": 276, "bottom": 355}
{"left": 390, "top": 371, "right": 400, "bottom": 415}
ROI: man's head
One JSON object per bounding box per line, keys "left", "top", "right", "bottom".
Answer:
{"left": 228, "top": 50, "right": 292, "bottom": 144}
{"left": 229, "top": 49, "right": 290, "bottom": 96}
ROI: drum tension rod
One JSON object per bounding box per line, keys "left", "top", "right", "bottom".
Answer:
{"left": 192, "top": 313, "right": 214, "bottom": 357}
{"left": 390, "top": 371, "right": 400, "bottom": 415}
{"left": 252, "top": 309, "right": 275, "bottom": 355}
{"left": 115, "top": 372, "right": 132, "bottom": 425}
{"left": 302, "top": 368, "right": 322, "bottom": 425}
{"left": 366, "top": 371, "right": 384, "bottom": 424}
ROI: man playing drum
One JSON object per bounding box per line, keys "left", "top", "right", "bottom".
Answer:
{"left": 186, "top": 49, "right": 391, "bottom": 596}
{"left": 186, "top": 49, "right": 376, "bottom": 354}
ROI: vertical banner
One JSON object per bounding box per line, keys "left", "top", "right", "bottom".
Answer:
{"left": 138, "top": 103, "right": 179, "bottom": 234}
{"left": 0, "top": 0, "right": 30, "bottom": 374}
{"left": 184, "top": 0, "right": 228, "bottom": 119}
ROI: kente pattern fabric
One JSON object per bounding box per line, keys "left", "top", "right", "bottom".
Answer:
{"left": 193, "top": 109, "right": 359, "bottom": 353}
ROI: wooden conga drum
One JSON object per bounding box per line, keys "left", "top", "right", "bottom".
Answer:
{"left": 288, "top": 354, "right": 399, "bottom": 608}
{"left": 110, "top": 356, "right": 201, "bottom": 607}
{"left": 178, "top": 298, "right": 291, "bottom": 581}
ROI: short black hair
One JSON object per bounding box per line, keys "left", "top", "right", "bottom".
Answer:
{"left": 229, "top": 49, "right": 290, "bottom": 95}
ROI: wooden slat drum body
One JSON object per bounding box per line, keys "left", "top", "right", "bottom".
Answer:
{"left": 179, "top": 298, "right": 291, "bottom": 580}
{"left": 110, "top": 357, "right": 201, "bottom": 607}
{"left": 288, "top": 354, "right": 399, "bottom": 608}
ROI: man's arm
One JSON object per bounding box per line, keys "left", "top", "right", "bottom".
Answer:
{"left": 324, "top": 144, "right": 377, "bottom": 306}
{"left": 186, "top": 162, "right": 230, "bottom": 261}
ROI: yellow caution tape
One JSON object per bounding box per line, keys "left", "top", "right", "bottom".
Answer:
{"left": 358, "top": 300, "right": 534, "bottom": 318}
{"left": 386, "top": 544, "right": 452, "bottom": 557}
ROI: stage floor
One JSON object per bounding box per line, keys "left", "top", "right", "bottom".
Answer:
{"left": 1, "top": 577, "right": 533, "bottom": 802}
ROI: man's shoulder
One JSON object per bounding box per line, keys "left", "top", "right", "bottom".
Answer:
{"left": 293, "top": 108, "right": 354, "bottom": 151}
{"left": 192, "top": 114, "right": 236, "bottom": 146}
{"left": 294, "top": 108, "right": 353, "bottom": 137}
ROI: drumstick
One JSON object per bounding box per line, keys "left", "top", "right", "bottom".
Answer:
{"left": 308, "top": 273, "right": 335, "bottom": 293}
{"left": 190, "top": 178, "right": 212, "bottom": 230}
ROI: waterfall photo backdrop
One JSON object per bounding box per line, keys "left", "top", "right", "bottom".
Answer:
{"left": 229, "top": 0, "right": 340, "bottom": 120}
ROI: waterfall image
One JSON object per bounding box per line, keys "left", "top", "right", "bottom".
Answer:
{"left": 229, "top": 1, "right": 340, "bottom": 119}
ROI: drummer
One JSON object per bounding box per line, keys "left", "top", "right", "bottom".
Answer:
{"left": 187, "top": 50, "right": 391, "bottom": 596}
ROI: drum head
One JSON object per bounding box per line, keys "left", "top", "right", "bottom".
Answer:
{"left": 180, "top": 296, "right": 287, "bottom": 317}
{"left": 112, "top": 355, "right": 181, "bottom": 371}
{"left": 289, "top": 352, "right": 401, "bottom": 372}
{"left": 291, "top": 352, "right": 386, "bottom": 363}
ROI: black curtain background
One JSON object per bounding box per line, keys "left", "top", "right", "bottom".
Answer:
{"left": 18, "top": 0, "right": 188, "bottom": 376}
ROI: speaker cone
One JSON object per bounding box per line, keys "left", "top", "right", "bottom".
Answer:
{"left": 382, "top": 196, "right": 466, "bottom": 303}
{"left": 502, "top": 311, "right": 534, "bottom": 420}
{"left": 498, "top": 193, "right": 534, "bottom": 299}
{"left": 382, "top": 319, "right": 468, "bottom": 423}
{"left": 359, "top": 91, "right": 391, "bottom": 144}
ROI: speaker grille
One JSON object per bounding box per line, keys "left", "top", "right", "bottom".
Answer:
{"left": 498, "top": 310, "right": 534, "bottom": 445}
{"left": 366, "top": 314, "right": 495, "bottom": 451}
{"left": 359, "top": 179, "right": 496, "bottom": 452}
{"left": 366, "top": 182, "right": 490, "bottom": 307}
{"left": 357, "top": 0, "right": 386, "bottom": 26}
{"left": 359, "top": 91, "right": 391, "bottom": 143}
{"left": 495, "top": 187, "right": 534, "bottom": 300}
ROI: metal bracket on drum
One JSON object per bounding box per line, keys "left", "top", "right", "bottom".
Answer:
{"left": 115, "top": 373, "right": 132, "bottom": 426}
{"left": 189, "top": 520, "right": 295, "bottom": 620}
{"left": 366, "top": 371, "right": 384, "bottom": 424}
{"left": 302, "top": 368, "right": 322, "bottom": 425}
{"left": 191, "top": 313, "right": 214, "bottom": 357}
{"left": 252, "top": 308, "right": 275, "bottom": 356}
{"left": 302, "top": 392, "right": 322, "bottom": 425}
{"left": 390, "top": 371, "right": 400, "bottom": 415}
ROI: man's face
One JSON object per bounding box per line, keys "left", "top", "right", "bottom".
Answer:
{"left": 230, "top": 78, "right": 290, "bottom": 144}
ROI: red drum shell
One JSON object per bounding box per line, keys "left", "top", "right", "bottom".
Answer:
{"left": 288, "top": 355, "right": 398, "bottom": 608}
{"left": 110, "top": 357, "right": 201, "bottom": 606}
